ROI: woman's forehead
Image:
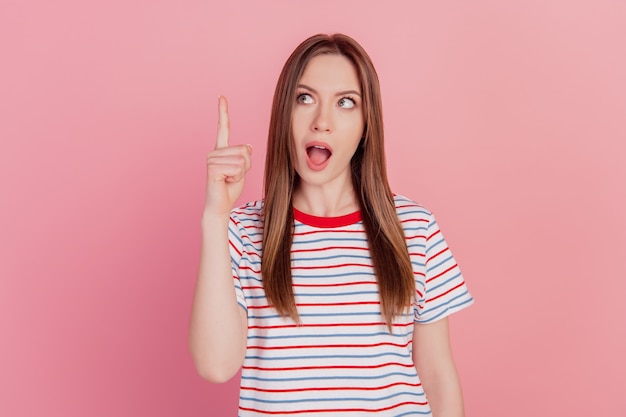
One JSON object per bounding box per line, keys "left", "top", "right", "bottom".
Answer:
{"left": 299, "top": 54, "right": 361, "bottom": 94}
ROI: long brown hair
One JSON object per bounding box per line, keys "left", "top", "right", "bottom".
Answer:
{"left": 262, "top": 33, "right": 414, "bottom": 330}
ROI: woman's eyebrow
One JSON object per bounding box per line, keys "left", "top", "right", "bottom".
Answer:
{"left": 298, "top": 84, "right": 362, "bottom": 97}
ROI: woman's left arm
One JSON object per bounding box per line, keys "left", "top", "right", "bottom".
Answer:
{"left": 412, "top": 317, "right": 465, "bottom": 417}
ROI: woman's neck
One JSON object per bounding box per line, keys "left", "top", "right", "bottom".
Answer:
{"left": 292, "top": 181, "right": 359, "bottom": 217}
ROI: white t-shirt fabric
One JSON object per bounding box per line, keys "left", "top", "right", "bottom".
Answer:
{"left": 227, "top": 194, "right": 474, "bottom": 416}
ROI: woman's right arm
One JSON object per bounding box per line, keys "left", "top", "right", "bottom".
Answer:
{"left": 188, "top": 96, "right": 253, "bottom": 383}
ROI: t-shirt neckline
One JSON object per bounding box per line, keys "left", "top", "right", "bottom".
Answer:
{"left": 293, "top": 207, "right": 362, "bottom": 228}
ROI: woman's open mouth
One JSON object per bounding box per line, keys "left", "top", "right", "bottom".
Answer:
{"left": 305, "top": 143, "right": 333, "bottom": 171}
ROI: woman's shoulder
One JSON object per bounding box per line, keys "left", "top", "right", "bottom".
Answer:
{"left": 230, "top": 199, "right": 265, "bottom": 223}
{"left": 393, "top": 194, "right": 433, "bottom": 222}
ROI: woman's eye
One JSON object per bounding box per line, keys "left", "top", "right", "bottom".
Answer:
{"left": 338, "top": 97, "right": 356, "bottom": 109}
{"left": 297, "top": 94, "right": 313, "bottom": 104}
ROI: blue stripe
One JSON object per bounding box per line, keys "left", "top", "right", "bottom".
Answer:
{"left": 293, "top": 271, "right": 377, "bottom": 279}
{"left": 246, "top": 310, "right": 412, "bottom": 319}
{"left": 398, "top": 209, "right": 430, "bottom": 218}
{"left": 411, "top": 260, "right": 426, "bottom": 268}
{"left": 241, "top": 252, "right": 374, "bottom": 267}
{"left": 293, "top": 236, "right": 368, "bottom": 246}
{"left": 240, "top": 391, "right": 423, "bottom": 404}
{"left": 239, "top": 275, "right": 263, "bottom": 284}
{"left": 246, "top": 290, "right": 378, "bottom": 300}
{"left": 241, "top": 371, "right": 418, "bottom": 383}
{"left": 426, "top": 254, "right": 454, "bottom": 273}
{"left": 427, "top": 289, "right": 471, "bottom": 312}
{"left": 427, "top": 272, "right": 462, "bottom": 294}
{"left": 239, "top": 270, "right": 377, "bottom": 285}
{"left": 293, "top": 253, "right": 372, "bottom": 262}
{"left": 228, "top": 227, "right": 244, "bottom": 246}
{"left": 406, "top": 242, "right": 426, "bottom": 250}
{"left": 425, "top": 237, "right": 444, "bottom": 255}
{"left": 402, "top": 226, "right": 428, "bottom": 233}
{"left": 240, "top": 257, "right": 261, "bottom": 266}
{"left": 242, "top": 242, "right": 262, "bottom": 251}
{"left": 247, "top": 330, "right": 412, "bottom": 341}
{"left": 417, "top": 293, "right": 474, "bottom": 323}
{"left": 248, "top": 311, "right": 380, "bottom": 320}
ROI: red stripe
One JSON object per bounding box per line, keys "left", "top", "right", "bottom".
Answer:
{"left": 242, "top": 285, "right": 264, "bottom": 290}
{"left": 426, "top": 229, "right": 441, "bottom": 241}
{"left": 248, "top": 321, "right": 412, "bottom": 330}
{"left": 229, "top": 240, "right": 242, "bottom": 257}
{"left": 242, "top": 281, "right": 377, "bottom": 290}
{"left": 294, "top": 229, "right": 365, "bottom": 236}
{"left": 247, "top": 301, "right": 380, "bottom": 309}
{"left": 247, "top": 340, "right": 411, "bottom": 350}
{"left": 297, "top": 301, "right": 380, "bottom": 307}
{"left": 241, "top": 226, "right": 263, "bottom": 234}
{"left": 405, "top": 235, "right": 427, "bottom": 240}
{"left": 427, "top": 247, "right": 449, "bottom": 262}
{"left": 241, "top": 265, "right": 262, "bottom": 274}
{"left": 233, "top": 207, "right": 261, "bottom": 216}
{"left": 292, "top": 245, "right": 368, "bottom": 253}
{"left": 426, "top": 281, "right": 465, "bottom": 303}
{"left": 239, "top": 401, "right": 428, "bottom": 415}
{"left": 239, "top": 223, "right": 264, "bottom": 235}
{"left": 241, "top": 381, "right": 421, "bottom": 393}
{"left": 292, "top": 263, "right": 372, "bottom": 270}
{"left": 293, "top": 281, "right": 375, "bottom": 288}
{"left": 242, "top": 362, "right": 415, "bottom": 372}
{"left": 396, "top": 203, "right": 423, "bottom": 210}
{"left": 400, "top": 218, "right": 428, "bottom": 223}
{"left": 425, "top": 264, "right": 457, "bottom": 284}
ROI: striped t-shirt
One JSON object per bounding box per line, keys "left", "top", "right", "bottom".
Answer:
{"left": 228, "top": 194, "right": 474, "bottom": 416}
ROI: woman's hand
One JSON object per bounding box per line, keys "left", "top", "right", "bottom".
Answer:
{"left": 189, "top": 97, "right": 250, "bottom": 383}
{"left": 204, "top": 96, "right": 253, "bottom": 217}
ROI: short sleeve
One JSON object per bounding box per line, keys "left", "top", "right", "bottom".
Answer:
{"left": 228, "top": 213, "right": 248, "bottom": 313}
{"left": 414, "top": 212, "right": 474, "bottom": 323}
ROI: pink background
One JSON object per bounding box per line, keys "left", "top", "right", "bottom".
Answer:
{"left": 1, "top": 0, "right": 625, "bottom": 416}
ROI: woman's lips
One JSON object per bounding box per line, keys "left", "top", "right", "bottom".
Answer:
{"left": 305, "top": 141, "right": 332, "bottom": 171}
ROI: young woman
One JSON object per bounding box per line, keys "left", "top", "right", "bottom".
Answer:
{"left": 189, "top": 33, "right": 474, "bottom": 417}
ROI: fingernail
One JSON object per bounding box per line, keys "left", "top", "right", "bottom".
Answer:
{"left": 246, "top": 144, "right": 253, "bottom": 152}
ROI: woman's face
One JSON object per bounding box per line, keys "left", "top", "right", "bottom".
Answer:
{"left": 291, "top": 53, "right": 365, "bottom": 190}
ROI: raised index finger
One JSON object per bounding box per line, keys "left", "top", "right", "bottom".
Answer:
{"left": 215, "top": 95, "right": 230, "bottom": 149}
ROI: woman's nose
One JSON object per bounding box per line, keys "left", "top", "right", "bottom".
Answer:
{"left": 311, "top": 103, "right": 333, "bottom": 132}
